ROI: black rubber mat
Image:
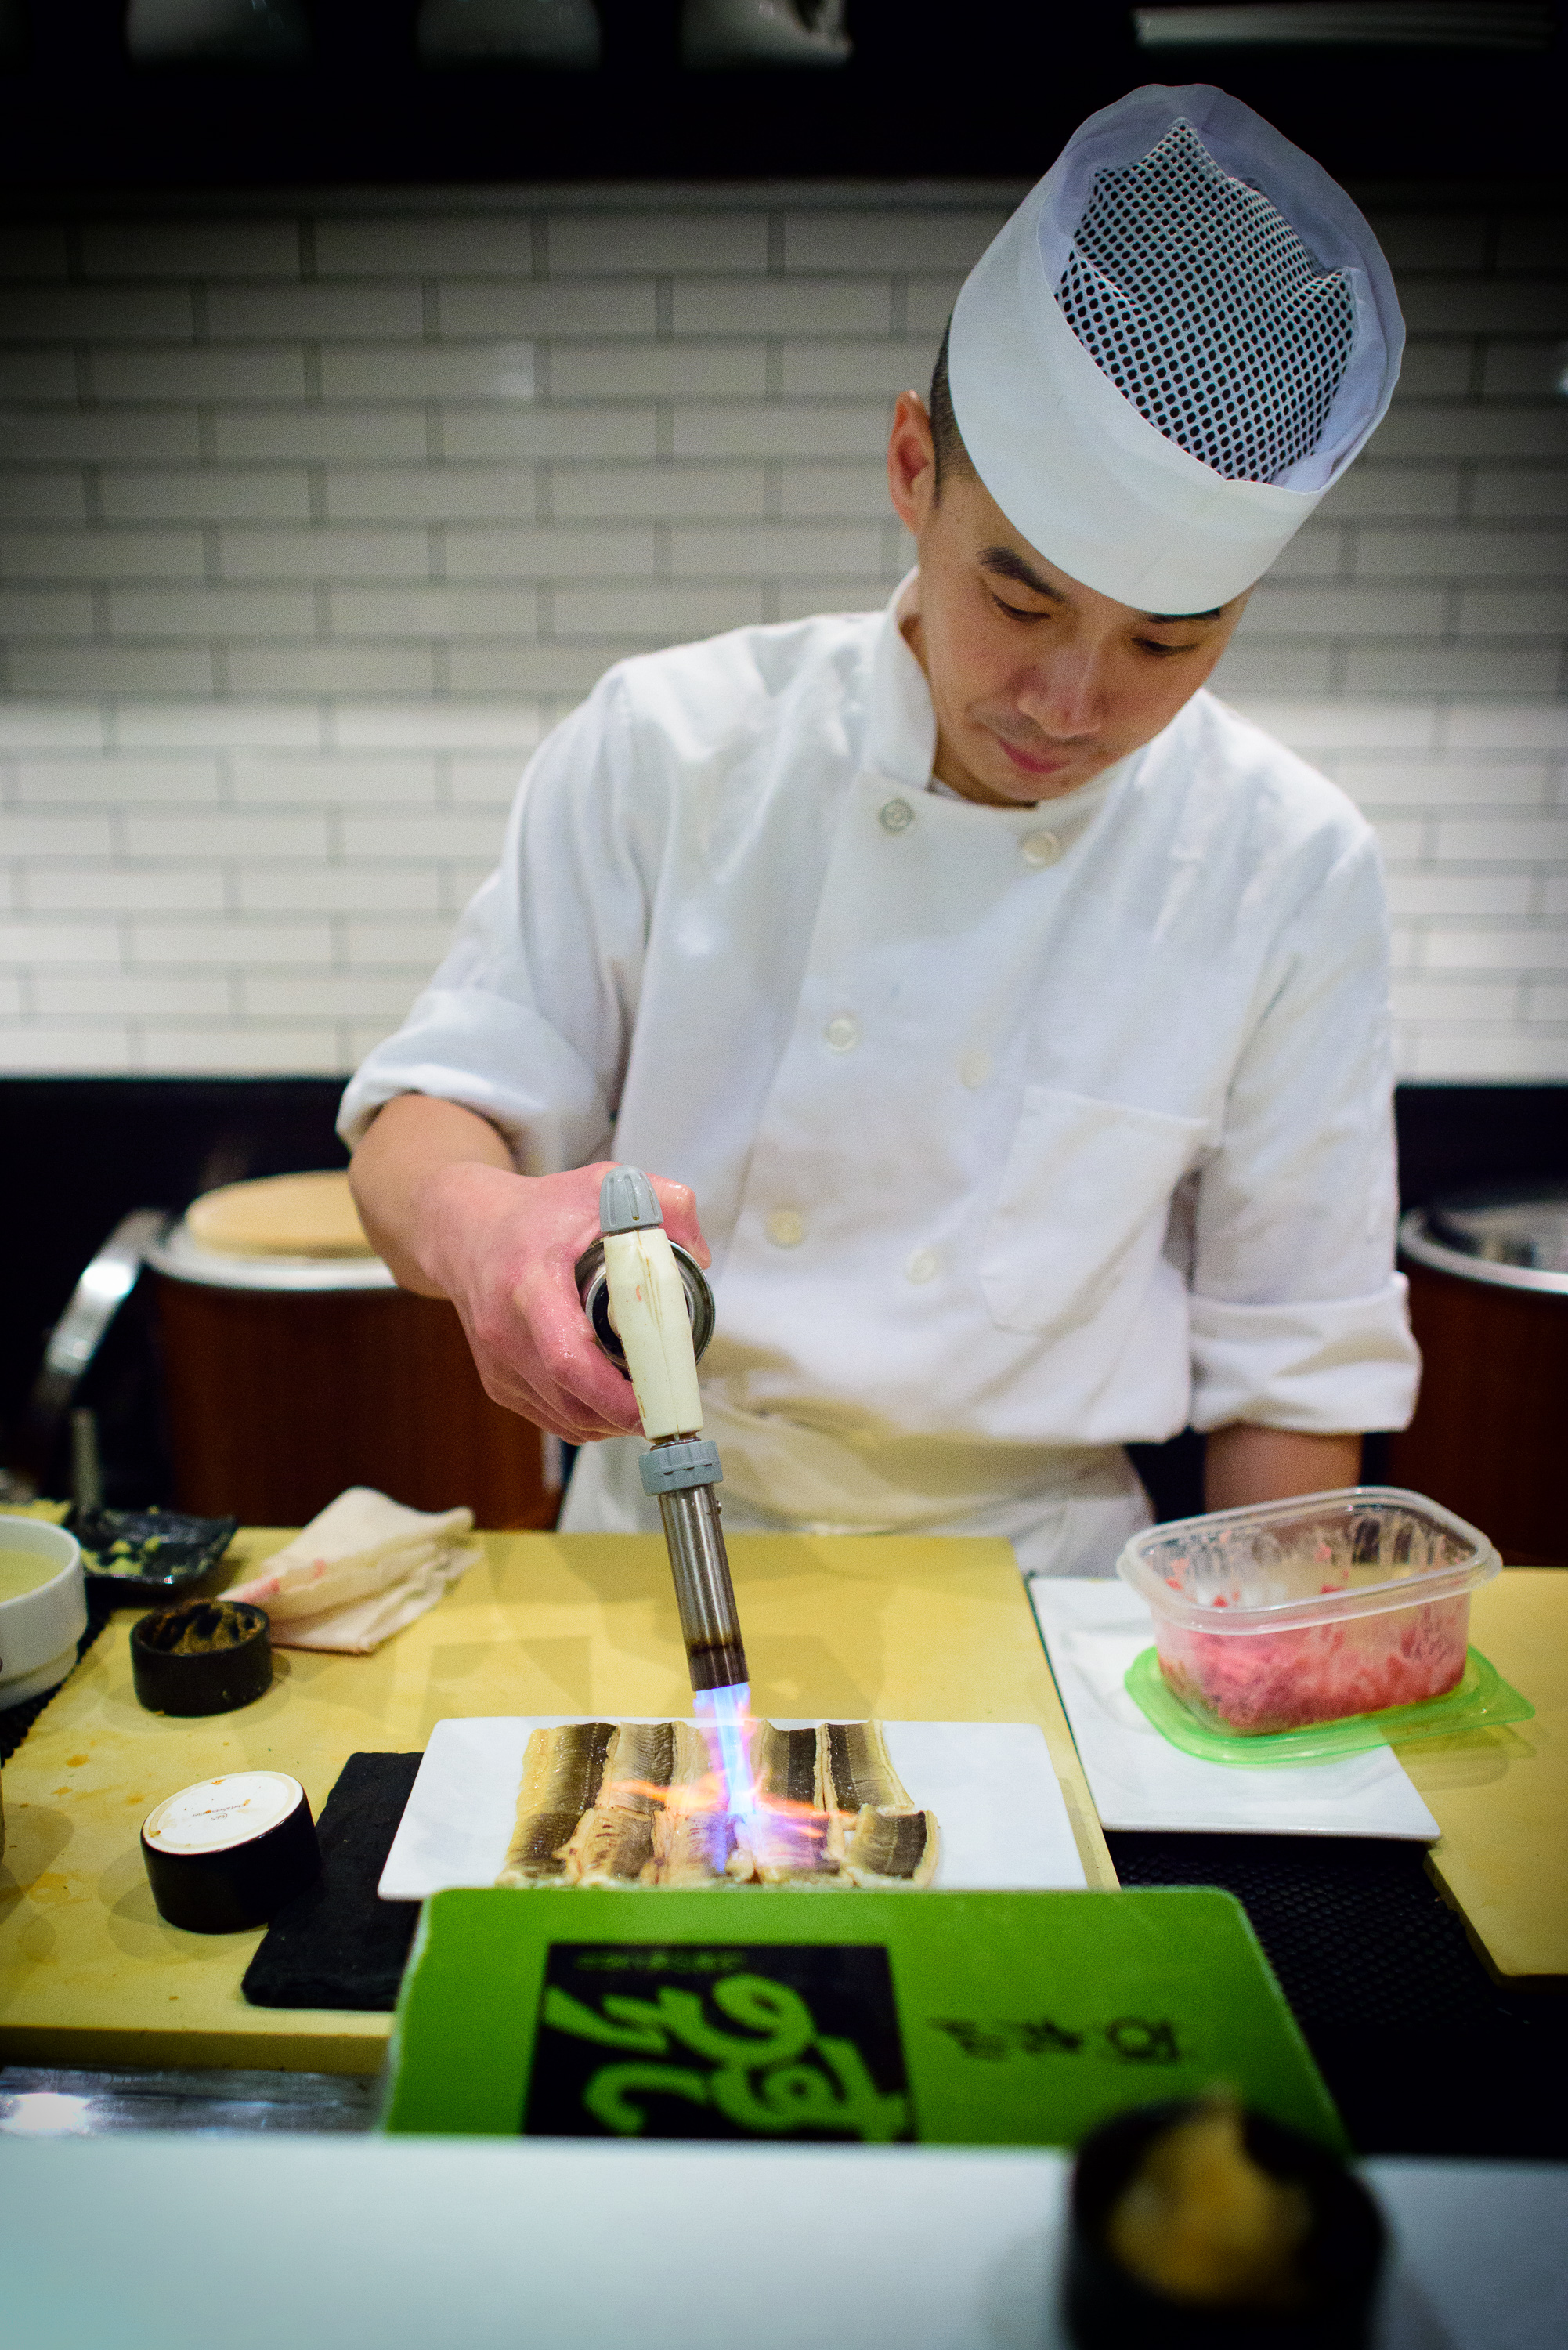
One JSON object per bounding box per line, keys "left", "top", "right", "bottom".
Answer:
{"left": 1107, "top": 1831, "right": 1568, "bottom": 2160}
{"left": 242, "top": 1752, "right": 422, "bottom": 2012}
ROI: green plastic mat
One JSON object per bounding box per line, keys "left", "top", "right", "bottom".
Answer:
{"left": 1125, "top": 1643, "right": 1534, "bottom": 1767}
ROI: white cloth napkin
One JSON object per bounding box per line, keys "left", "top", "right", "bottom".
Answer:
{"left": 1030, "top": 1577, "right": 1440, "bottom": 1841}
{"left": 226, "top": 1486, "right": 482, "bottom": 1654}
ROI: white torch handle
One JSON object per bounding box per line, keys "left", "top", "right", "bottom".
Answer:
{"left": 602, "top": 1225, "right": 704, "bottom": 1441}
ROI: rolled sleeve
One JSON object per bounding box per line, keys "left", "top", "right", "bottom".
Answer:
{"left": 1187, "top": 828, "right": 1421, "bottom": 1435}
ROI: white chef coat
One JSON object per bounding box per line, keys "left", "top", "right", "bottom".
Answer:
{"left": 340, "top": 577, "right": 1418, "bottom": 1575}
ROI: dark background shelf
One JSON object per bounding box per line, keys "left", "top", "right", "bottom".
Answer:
{"left": 2, "top": 2, "right": 1567, "bottom": 193}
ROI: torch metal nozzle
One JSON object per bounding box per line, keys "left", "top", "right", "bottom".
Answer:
{"left": 654, "top": 1477, "right": 749, "bottom": 1694}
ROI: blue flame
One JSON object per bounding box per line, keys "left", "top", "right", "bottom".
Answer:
{"left": 693, "top": 1680, "right": 756, "bottom": 1817}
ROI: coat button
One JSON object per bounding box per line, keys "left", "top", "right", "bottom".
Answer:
{"left": 905, "top": 1248, "right": 939, "bottom": 1285}
{"left": 766, "top": 1208, "right": 806, "bottom": 1248}
{"left": 825, "top": 1014, "right": 860, "bottom": 1053}
{"left": 879, "top": 797, "right": 915, "bottom": 833}
{"left": 1021, "top": 830, "right": 1061, "bottom": 869}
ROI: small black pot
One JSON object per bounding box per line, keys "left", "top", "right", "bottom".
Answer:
{"left": 131, "top": 1599, "right": 273, "bottom": 1717}
{"left": 1063, "top": 2101, "right": 1386, "bottom": 2350}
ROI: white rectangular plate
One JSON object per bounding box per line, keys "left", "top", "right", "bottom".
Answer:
{"left": 1030, "top": 1578, "right": 1440, "bottom": 1842}
{"left": 378, "top": 1718, "right": 1089, "bottom": 1900}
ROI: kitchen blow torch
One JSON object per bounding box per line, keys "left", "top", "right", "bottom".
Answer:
{"left": 573, "top": 1166, "right": 749, "bottom": 1702}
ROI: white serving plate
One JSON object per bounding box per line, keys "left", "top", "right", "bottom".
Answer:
{"left": 378, "top": 1718, "right": 1089, "bottom": 1900}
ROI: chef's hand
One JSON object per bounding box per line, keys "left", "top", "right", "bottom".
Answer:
{"left": 349, "top": 1095, "right": 710, "bottom": 1443}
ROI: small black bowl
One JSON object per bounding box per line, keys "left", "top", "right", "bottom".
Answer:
{"left": 1063, "top": 2100, "right": 1385, "bottom": 2350}
{"left": 73, "top": 1505, "right": 238, "bottom": 1607}
{"left": 131, "top": 1599, "right": 273, "bottom": 1718}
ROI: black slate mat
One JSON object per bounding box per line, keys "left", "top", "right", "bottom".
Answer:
{"left": 242, "top": 1752, "right": 422, "bottom": 2012}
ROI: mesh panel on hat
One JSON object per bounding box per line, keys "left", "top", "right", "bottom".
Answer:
{"left": 1056, "top": 119, "right": 1357, "bottom": 486}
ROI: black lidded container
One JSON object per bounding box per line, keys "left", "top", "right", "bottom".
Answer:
{"left": 1063, "top": 2101, "right": 1386, "bottom": 2350}
{"left": 131, "top": 1598, "right": 272, "bottom": 1717}
{"left": 142, "top": 1771, "right": 320, "bottom": 1933}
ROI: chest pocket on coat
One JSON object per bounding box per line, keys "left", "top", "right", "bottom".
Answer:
{"left": 978, "top": 1086, "right": 1209, "bottom": 1340}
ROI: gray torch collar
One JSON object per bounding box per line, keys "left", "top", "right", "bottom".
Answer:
{"left": 638, "top": 1437, "right": 723, "bottom": 1497}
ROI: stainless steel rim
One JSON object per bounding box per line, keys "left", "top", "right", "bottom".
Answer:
{"left": 1399, "top": 1208, "right": 1568, "bottom": 1299}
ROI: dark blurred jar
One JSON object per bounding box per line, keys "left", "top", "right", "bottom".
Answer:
{"left": 1391, "top": 1185, "right": 1567, "bottom": 1566}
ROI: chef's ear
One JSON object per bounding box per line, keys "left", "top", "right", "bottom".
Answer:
{"left": 887, "top": 389, "right": 939, "bottom": 537}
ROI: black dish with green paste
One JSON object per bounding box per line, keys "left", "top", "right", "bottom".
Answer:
{"left": 69, "top": 1505, "right": 239, "bottom": 1604}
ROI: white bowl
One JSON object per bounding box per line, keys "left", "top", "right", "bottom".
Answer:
{"left": 0, "top": 1518, "right": 88, "bottom": 1710}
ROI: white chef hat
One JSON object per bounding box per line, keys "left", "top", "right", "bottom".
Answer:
{"left": 947, "top": 83, "right": 1404, "bottom": 613}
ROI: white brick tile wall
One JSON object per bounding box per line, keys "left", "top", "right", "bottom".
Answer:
{"left": 0, "top": 917, "right": 123, "bottom": 964}
{"left": 12, "top": 645, "right": 216, "bottom": 696}
{"left": 552, "top": 462, "right": 765, "bottom": 520}
{"left": 1472, "top": 468, "right": 1568, "bottom": 517}
{"left": 14, "top": 753, "right": 223, "bottom": 803}
{"left": 229, "top": 751, "right": 441, "bottom": 803}
{"left": 81, "top": 220, "right": 301, "bottom": 277}
{"left": 779, "top": 340, "right": 940, "bottom": 398}
{"left": 209, "top": 408, "right": 431, "bottom": 463}
{"left": 439, "top": 407, "right": 656, "bottom": 460}
{"left": 671, "top": 279, "right": 894, "bottom": 337}
{"left": 780, "top": 212, "right": 1006, "bottom": 273}
{"left": 0, "top": 588, "right": 97, "bottom": 637}
{"left": 437, "top": 281, "right": 656, "bottom": 338}
{"left": 3, "top": 527, "right": 208, "bottom": 580}
{"left": 219, "top": 527, "right": 431, "bottom": 580}
{"left": 443, "top": 526, "right": 654, "bottom": 578}
{"left": 1, "top": 186, "right": 1563, "bottom": 1082}
{"left": 0, "top": 351, "right": 79, "bottom": 400}
{"left": 320, "top": 343, "right": 536, "bottom": 403}
{"left": 24, "top": 862, "right": 228, "bottom": 913}
{"left": 223, "top": 644, "right": 440, "bottom": 695}
{"left": 5, "top": 412, "right": 203, "bottom": 462}
{"left": 313, "top": 219, "right": 527, "bottom": 277}
{"left": 546, "top": 214, "right": 768, "bottom": 276}
{"left": 550, "top": 342, "right": 767, "bottom": 400}
{"left": 202, "top": 284, "right": 423, "bottom": 339}
{"left": 672, "top": 400, "right": 889, "bottom": 458}
{"left": 101, "top": 469, "right": 314, "bottom": 522}
{"left": 89, "top": 346, "right": 310, "bottom": 402}
{"left": 0, "top": 287, "right": 194, "bottom": 339}
{"left": 0, "top": 472, "right": 89, "bottom": 522}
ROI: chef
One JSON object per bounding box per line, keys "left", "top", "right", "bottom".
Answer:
{"left": 342, "top": 83, "right": 1420, "bottom": 1579}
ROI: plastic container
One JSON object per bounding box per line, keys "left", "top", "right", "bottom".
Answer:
{"left": 1115, "top": 1487, "right": 1501, "bottom": 1737}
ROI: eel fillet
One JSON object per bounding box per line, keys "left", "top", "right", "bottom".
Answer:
{"left": 742, "top": 1805, "right": 840, "bottom": 1885}
{"left": 497, "top": 1719, "right": 615, "bottom": 1885}
{"left": 750, "top": 1722, "right": 819, "bottom": 1808}
{"left": 600, "top": 1719, "right": 707, "bottom": 1813}
{"left": 839, "top": 1805, "right": 940, "bottom": 1889}
{"left": 744, "top": 1724, "right": 841, "bottom": 1882}
{"left": 562, "top": 1805, "right": 659, "bottom": 1886}
{"left": 816, "top": 1721, "right": 912, "bottom": 1818}
{"left": 656, "top": 1806, "right": 753, "bottom": 1886}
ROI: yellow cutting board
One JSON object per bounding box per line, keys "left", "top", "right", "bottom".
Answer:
{"left": 0, "top": 1528, "right": 1113, "bottom": 2074}
{"left": 1401, "top": 1567, "right": 1568, "bottom": 1984}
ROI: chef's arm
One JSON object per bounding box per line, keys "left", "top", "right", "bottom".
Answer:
{"left": 349, "top": 1092, "right": 709, "bottom": 1444}
{"left": 1204, "top": 1423, "right": 1360, "bottom": 1513}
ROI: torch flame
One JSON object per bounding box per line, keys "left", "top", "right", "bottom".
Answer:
{"left": 693, "top": 1680, "right": 757, "bottom": 1818}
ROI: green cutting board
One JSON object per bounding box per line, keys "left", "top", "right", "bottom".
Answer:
{"left": 383, "top": 1886, "right": 1343, "bottom": 2152}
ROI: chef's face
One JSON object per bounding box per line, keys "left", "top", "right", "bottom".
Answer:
{"left": 886, "top": 392, "right": 1250, "bottom": 806}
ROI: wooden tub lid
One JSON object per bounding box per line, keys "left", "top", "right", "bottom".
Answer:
{"left": 186, "top": 1170, "right": 374, "bottom": 1260}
